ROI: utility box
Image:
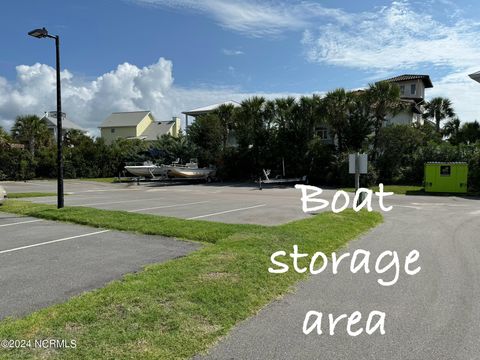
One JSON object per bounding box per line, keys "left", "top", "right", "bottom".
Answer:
{"left": 424, "top": 162, "right": 468, "bottom": 193}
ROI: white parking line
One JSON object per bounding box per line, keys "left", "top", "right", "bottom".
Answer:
{"left": 76, "top": 198, "right": 161, "bottom": 207}
{"left": 187, "top": 204, "right": 266, "bottom": 220}
{"left": 0, "top": 219, "right": 43, "bottom": 228}
{"left": 395, "top": 205, "right": 422, "bottom": 210}
{"left": 129, "top": 201, "right": 210, "bottom": 212}
{"left": 0, "top": 230, "right": 110, "bottom": 255}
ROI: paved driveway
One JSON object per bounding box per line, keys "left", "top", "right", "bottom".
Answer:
{"left": 196, "top": 196, "right": 480, "bottom": 359}
{"left": 0, "top": 212, "right": 199, "bottom": 319}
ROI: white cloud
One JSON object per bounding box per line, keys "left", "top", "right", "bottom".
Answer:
{"left": 130, "top": 0, "right": 349, "bottom": 37}
{"left": 222, "top": 49, "right": 244, "bottom": 56}
{"left": 0, "top": 58, "right": 310, "bottom": 136}
{"left": 428, "top": 69, "right": 480, "bottom": 122}
{"left": 302, "top": 1, "right": 480, "bottom": 71}
{"left": 301, "top": 0, "right": 480, "bottom": 122}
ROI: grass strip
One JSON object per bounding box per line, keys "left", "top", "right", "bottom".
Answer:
{"left": 0, "top": 200, "right": 382, "bottom": 359}
{"left": 1, "top": 200, "right": 256, "bottom": 243}
{"left": 6, "top": 192, "right": 58, "bottom": 199}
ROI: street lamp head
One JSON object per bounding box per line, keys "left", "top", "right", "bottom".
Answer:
{"left": 28, "top": 27, "right": 49, "bottom": 38}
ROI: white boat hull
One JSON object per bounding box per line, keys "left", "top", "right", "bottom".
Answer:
{"left": 168, "top": 167, "right": 216, "bottom": 179}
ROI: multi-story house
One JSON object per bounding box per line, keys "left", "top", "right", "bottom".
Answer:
{"left": 382, "top": 74, "right": 433, "bottom": 126}
{"left": 99, "top": 111, "right": 181, "bottom": 145}
{"left": 40, "top": 111, "right": 84, "bottom": 139}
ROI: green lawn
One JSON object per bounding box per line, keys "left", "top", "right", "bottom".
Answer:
{"left": 6, "top": 192, "right": 58, "bottom": 199}
{"left": 343, "top": 185, "right": 424, "bottom": 195}
{"left": 0, "top": 200, "right": 382, "bottom": 359}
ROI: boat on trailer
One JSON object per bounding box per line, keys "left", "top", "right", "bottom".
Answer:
{"left": 124, "top": 159, "right": 216, "bottom": 181}
{"left": 124, "top": 162, "right": 169, "bottom": 178}
{"left": 167, "top": 159, "right": 216, "bottom": 180}
{"left": 258, "top": 169, "right": 307, "bottom": 189}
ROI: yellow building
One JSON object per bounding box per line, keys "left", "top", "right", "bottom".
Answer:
{"left": 99, "top": 111, "right": 181, "bottom": 144}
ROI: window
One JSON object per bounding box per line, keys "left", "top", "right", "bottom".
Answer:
{"left": 111, "top": 128, "right": 115, "bottom": 133}
{"left": 410, "top": 84, "right": 416, "bottom": 95}
{"left": 440, "top": 165, "right": 451, "bottom": 177}
{"left": 315, "top": 127, "right": 328, "bottom": 140}
{"left": 399, "top": 85, "right": 405, "bottom": 95}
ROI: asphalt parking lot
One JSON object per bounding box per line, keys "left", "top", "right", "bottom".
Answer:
{"left": 3, "top": 179, "right": 479, "bottom": 225}
{"left": 3, "top": 180, "right": 313, "bottom": 225}
{"left": 0, "top": 211, "right": 199, "bottom": 319}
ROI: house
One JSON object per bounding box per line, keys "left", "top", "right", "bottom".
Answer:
{"left": 99, "top": 111, "right": 181, "bottom": 144}
{"left": 182, "top": 100, "right": 241, "bottom": 128}
{"left": 182, "top": 100, "right": 241, "bottom": 146}
{"left": 382, "top": 74, "right": 434, "bottom": 126}
{"left": 40, "top": 111, "right": 84, "bottom": 138}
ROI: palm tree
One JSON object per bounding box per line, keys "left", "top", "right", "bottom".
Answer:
{"left": 423, "top": 97, "right": 455, "bottom": 132}
{"left": 443, "top": 117, "right": 461, "bottom": 144}
{"left": 457, "top": 121, "right": 480, "bottom": 144}
{"left": 321, "top": 88, "right": 353, "bottom": 152}
{"left": 11, "top": 115, "right": 51, "bottom": 156}
{"left": 235, "top": 96, "right": 268, "bottom": 173}
{"left": 344, "top": 93, "right": 373, "bottom": 151}
{"left": 214, "top": 103, "right": 236, "bottom": 153}
{"left": 365, "top": 81, "right": 404, "bottom": 155}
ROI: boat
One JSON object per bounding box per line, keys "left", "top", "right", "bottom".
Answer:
{"left": 258, "top": 168, "right": 307, "bottom": 189}
{"left": 124, "top": 162, "right": 169, "bottom": 178}
{"left": 167, "top": 159, "right": 216, "bottom": 180}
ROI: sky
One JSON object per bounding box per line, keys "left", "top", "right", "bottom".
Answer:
{"left": 1, "top": 0, "right": 480, "bottom": 135}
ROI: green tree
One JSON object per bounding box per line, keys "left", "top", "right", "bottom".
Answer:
{"left": 321, "top": 88, "right": 352, "bottom": 152}
{"left": 365, "top": 81, "right": 404, "bottom": 156}
{"left": 11, "top": 115, "right": 52, "bottom": 156}
{"left": 376, "top": 124, "right": 428, "bottom": 183}
{"left": 0, "top": 126, "right": 11, "bottom": 148}
{"left": 443, "top": 117, "right": 461, "bottom": 144}
{"left": 344, "top": 93, "right": 373, "bottom": 152}
{"left": 234, "top": 96, "right": 271, "bottom": 175}
{"left": 213, "top": 103, "right": 237, "bottom": 153}
{"left": 457, "top": 121, "right": 480, "bottom": 145}
{"left": 187, "top": 114, "right": 222, "bottom": 166}
{"left": 423, "top": 97, "right": 455, "bottom": 132}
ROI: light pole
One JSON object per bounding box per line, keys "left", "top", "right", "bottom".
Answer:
{"left": 28, "top": 27, "right": 64, "bottom": 209}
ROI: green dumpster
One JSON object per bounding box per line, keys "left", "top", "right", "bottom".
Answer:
{"left": 424, "top": 162, "right": 468, "bottom": 193}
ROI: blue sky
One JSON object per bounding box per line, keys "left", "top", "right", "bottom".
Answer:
{"left": 1, "top": 0, "right": 480, "bottom": 134}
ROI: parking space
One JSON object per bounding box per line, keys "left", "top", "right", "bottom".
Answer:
{"left": 4, "top": 180, "right": 480, "bottom": 225}
{"left": 4, "top": 181, "right": 312, "bottom": 225}
{"left": 0, "top": 212, "right": 200, "bottom": 319}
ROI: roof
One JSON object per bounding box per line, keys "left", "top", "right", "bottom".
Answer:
{"left": 139, "top": 121, "right": 176, "bottom": 140}
{"left": 41, "top": 113, "right": 84, "bottom": 131}
{"left": 383, "top": 74, "right": 433, "bottom": 88}
{"left": 182, "top": 100, "right": 241, "bottom": 116}
{"left": 469, "top": 71, "right": 480, "bottom": 83}
{"left": 99, "top": 111, "right": 151, "bottom": 128}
